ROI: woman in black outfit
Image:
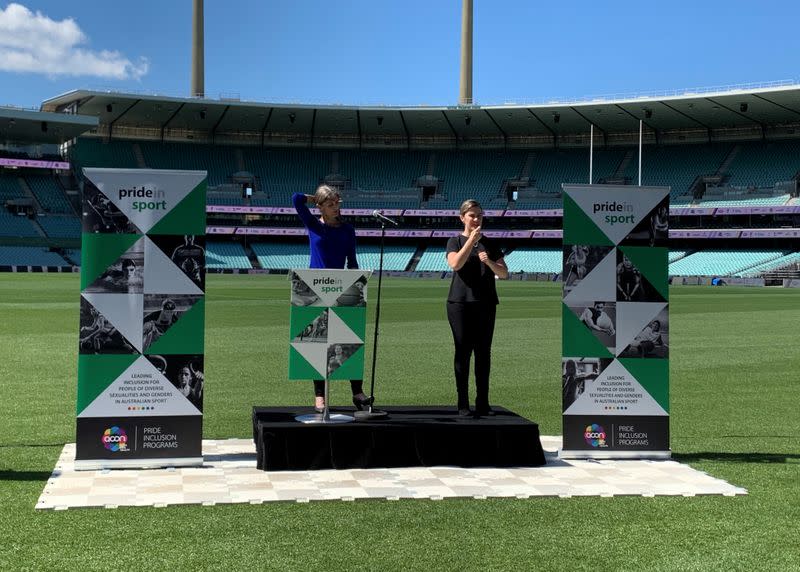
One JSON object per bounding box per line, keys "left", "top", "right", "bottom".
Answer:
{"left": 446, "top": 199, "right": 508, "bottom": 416}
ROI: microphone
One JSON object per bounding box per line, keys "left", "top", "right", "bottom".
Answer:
{"left": 372, "top": 210, "right": 399, "bottom": 226}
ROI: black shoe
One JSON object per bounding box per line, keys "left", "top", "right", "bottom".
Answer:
{"left": 458, "top": 407, "right": 473, "bottom": 417}
{"left": 475, "top": 407, "right": 495, "bottom": 417}
{"left": 352, "top": 394, "right": 374, "bottom": 411}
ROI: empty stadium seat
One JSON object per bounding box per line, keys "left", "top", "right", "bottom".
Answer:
{"left": 0, "top": 246, "right": 70, "bottom": 266}
{"left": 668, "top": 250, "right": 783, "bottom": 276}
{"left": 25, "top": 175, "right": 73, "bottom": 214}
{"left": 503, "top": 248, "right": 562, "bottom": 273}
{"left": 415, "top": 246, "right": 449, "bottom": 271}
{"left": 206, "top": 241, "right": 252, "bottom": 269}
{"left": 250, "top": 242, "right": 309, "bottom": 270}
{"left": 37, "top": 215, "right": 81, "bottom": 238}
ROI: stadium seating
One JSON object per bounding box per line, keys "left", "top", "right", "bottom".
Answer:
{"left": 510, "top": 198, "right": 562, "bottom": 210}
{"left": 68, "top": 137, "right": 800, "bottom": 213}
{"left": 139, "top": 142, "right": 237, "bottom": 187}
{"left": 0, "top": 246, "right": 70, "bottom": 266}
{"left": 63, "top": 249, "right": 81, "bottom": 265}
{"left": 206, "top": 241, "right": 252, "bottom": 269}
{"left": 726, "top": 140, "right": 800, "bottom": 188}
{"left": 433, "top": 151, "right": 526, "bottom": 204}
{"left": 250, "top": 242, "right": 309, "bottom": 270}
{"left": 639, "top": 144, "right": 731, "bottom": 198}
{"left": 0, "top": 210, "right": 40, "bottom": 237}
{"left": 0, "top": 175, "right": 27, "bottom": 202}
{"left": 415, "top": 246, "right": 449, "bottom": 271}
{"left": 25, "top": 175, "right": 73, "bottom": 214}
{"left": 339, "top": 150, "right": 427, "bottom": 191}
{"left": 694, "top": 194, "right": 790, "bottom": 207}
{"left": 668, "top": 250, "right": 784, "bottom": 276}
{"left": 37, "top": 215, "right": 81, "bottom": 238}
{"left": 353, "top": 244, "right": 415, "bottom": 271}
{"left": 242, "top": 148, "right": 330, "bottom": 203}
{"left": 668, "top": 250, "right": 689, "bottom": 263}
{"left": 72, "top": 138, "right": 138, "bottom": 169}
{"left": 503, "top": 248, "right": 562, "bottom": 273}
{"left": 528, "top": 148, "right": 591, "bottom": 193}
{"left": 736, "top": 251, "right": 800, "bottom": 277}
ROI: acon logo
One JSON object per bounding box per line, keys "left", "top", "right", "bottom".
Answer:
{"left": 584, "top": 423, "right": 608, "bottom": 448}
{"left": 102, "top": 426, "right": 129, "bottom": 452}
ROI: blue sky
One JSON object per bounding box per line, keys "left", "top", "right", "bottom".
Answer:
{"left": 1, "top": 0, "right": 798, "bottom": 109}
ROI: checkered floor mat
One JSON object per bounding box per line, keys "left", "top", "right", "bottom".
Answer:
{"left": 36, "top": 437, "right": 746, "bottom": 510}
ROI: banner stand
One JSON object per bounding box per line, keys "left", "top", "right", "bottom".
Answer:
{"left": 295, "top": 378, "right": 354, "bottom": 424}
{"left": 76, "top": 168, "right": 207, "bottom": 470}
{"left": 288, "top": 268, "right": 372, "bottom": 425}
{"left": 559, "top": 184, "right": 671, "bottom": 460}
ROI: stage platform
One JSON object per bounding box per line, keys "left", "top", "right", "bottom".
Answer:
{"left": 36, "top": 436, "right": 747, "bottom": 510}
{"left": 251, "top": 406, "right": 547, "bottom": 471}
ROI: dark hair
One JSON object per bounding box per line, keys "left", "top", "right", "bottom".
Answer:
{"left": 565, "top": 360, "right": 576, "bottom": 376}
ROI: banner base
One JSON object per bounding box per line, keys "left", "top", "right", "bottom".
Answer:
{"left": 74, "top": 456, "right": 203, "bottom": 471}
{"left": 295, "top": 413, "right": 354, "bottom": 424}
{"left": 558, "top": 449, "right": 671, "bottom": 460}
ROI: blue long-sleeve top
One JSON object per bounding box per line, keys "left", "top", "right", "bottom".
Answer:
{"left": 292, "top": 193, "right": 358, "bottom": 269}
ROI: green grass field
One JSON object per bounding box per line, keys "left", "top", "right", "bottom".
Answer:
{"left": 0, "top": 274, "right": 798, "bottom": 571}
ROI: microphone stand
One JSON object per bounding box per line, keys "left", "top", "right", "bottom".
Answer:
{"left": 354, "top": 220, "right": 389, "bottom": 420}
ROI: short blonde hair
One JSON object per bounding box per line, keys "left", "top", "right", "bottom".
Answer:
{"left": 459, "top": 198, "right": 482, "bottom": 215}
{"left": 314, "top": 184, "right": 341, "bottom": 205}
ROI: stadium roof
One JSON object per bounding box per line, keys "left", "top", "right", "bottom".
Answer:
{"left": 40, "top": 84, "right": 800, "bottom": 141}
{"left": 0, "top": 106, "right": 98, "bottom": 144}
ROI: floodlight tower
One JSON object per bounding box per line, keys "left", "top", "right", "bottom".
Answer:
{"left": 191, "top": 0, "right": 205, "bottom": 98}
{"left": 459, "top": 0, "right": 473, "bottom": 105}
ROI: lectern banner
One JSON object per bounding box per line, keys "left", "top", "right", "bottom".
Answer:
{"left": 288, "top": 269, "right": 372, "bottom": 381}
{"left": 76, "top": 168, "right": 207, "bottom": 469}
{"left": 561, "top": 184, "right": 670, "bottom": 458}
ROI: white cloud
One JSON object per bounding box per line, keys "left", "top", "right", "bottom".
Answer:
{"left": 0, "top": 3, "right": 148, "bottom": 79}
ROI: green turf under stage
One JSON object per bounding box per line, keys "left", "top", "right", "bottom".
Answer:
{"left": 0, "top": 274, "right": 797, "bottom": 571}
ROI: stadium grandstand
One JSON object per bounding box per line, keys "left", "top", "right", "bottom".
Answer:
{"left": 1, "top": 85, "right": 799, "bottom": 282}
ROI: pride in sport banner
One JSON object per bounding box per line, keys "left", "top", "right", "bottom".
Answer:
{"left": 76, "top": 168, "right": 207, "bottom": 469}
{"left": 288, "top": 269, "right": 371, "bottom": 381}
{"left": 561, "top": 184, "right": 670, "bottom": 458}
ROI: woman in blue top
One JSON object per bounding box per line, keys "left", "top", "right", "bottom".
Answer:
{"left": 292, "top": 185, "right": 372, "bottom": 413}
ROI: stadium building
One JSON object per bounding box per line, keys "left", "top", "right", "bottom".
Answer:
{"left": 1, "top": 83, "right": 799, "bottom": 283}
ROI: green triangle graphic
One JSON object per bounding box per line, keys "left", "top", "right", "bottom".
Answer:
{"left": 563, "top": 193, "right": 614, "bottom": 247}
{"left": 289, "top": 306, "right": 327, "bottom": 340}
{"left": 289, "top": 345, "right": 323, "bottom": 380}
{"left": 330, "top": 307, "right": 366, "bottom": 340}
{"left": 145, "top": 298, "right": 205, "bottom": 355}
{"left": 619, "top": 246, "right": 669, "bottom": 300}
{"left": 80, "top": 233, "right": 140, "bottom": 289}
{"left": 148, "top": 181, "right": 207, "bottom": 236}
{"left": 77, "top": 354, "right": 139, "bottom": 414}
{"left": 329, "top": 345, "right": 365, "bottom": 380}
{"left": 619, "top": 358, "right": 669, "bottom": 413}
{"left": 562, "top": 304, "right": 613, "bottom": 358}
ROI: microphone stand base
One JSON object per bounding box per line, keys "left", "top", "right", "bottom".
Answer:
{"left": 353, "top": 407, "right": 389, "bottom": 421}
